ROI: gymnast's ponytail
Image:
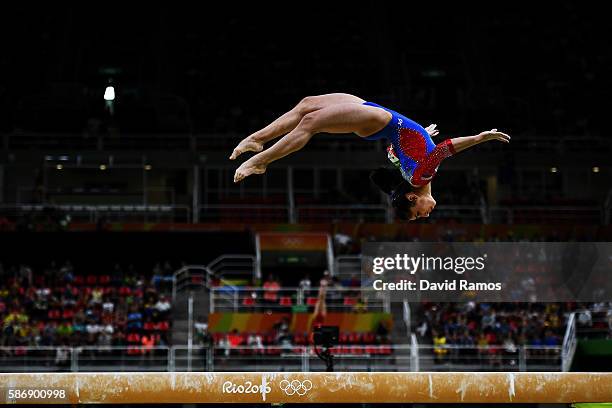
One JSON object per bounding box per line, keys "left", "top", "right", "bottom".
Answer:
{"left": 369, "top": 167, "right": 416, "bottom": 219}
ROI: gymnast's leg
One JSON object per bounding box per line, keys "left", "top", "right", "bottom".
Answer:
{"left": 229, "top": 93, "right": 365, "bottom": 160}
{"left": 233, "top": 103, "right": 391, "bottom": 182}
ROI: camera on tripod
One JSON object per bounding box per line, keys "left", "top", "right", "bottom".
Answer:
{"left": 313, "top": 325, "right": 339, "bottom": 348}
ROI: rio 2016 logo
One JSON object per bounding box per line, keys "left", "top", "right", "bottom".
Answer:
{"left": 222, "top": 379, "right": 272, "bottom": 401}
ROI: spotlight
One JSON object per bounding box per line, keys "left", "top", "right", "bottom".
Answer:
{"left": 104, "top": 86, "right": 115, "bottom": 101}
{"left": 144, "top": 165, "right": 152, "bottom": 171}
{"left": 56, "top": 164, "right": 63, "bottom": 170}
{"left": 100, "top": 164, "right": 107, "bottom": 170}
{"left": 550, "top": 167, "right": 558, "bottom": 173}
{"left": 592, "top": 166, "right": 600, "bottom": 173}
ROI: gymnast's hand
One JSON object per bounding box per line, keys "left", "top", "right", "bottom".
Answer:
{"left": 476, "top": 128, "right": 511, "bottom": 143}
{"left": 425, "top": 124, "right": 439, "bottom": 137}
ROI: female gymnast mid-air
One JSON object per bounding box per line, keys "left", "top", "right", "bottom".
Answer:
{"left": 230, "top": 93, "right": 510, "bottom": 221}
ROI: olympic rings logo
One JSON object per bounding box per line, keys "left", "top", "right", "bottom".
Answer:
{"left": 279, "top": 379, "right": 313, "bottom": 396}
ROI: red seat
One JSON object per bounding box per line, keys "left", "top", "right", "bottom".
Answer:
{"left": 242, "top": 297, "right": 255, "bottom": 306}
{"left": 351, "top": 345, "right": 364, "bottom": 355}
{"left": 62, "top": 309, "right": 75, "bottom": 319}
{"left": 99, "top": 275, "right": 111, "bottom": 285}
{"left": 363, "top": 333, "right": 376, "bottom": 344}
{"left": 127, "top": 346, "right": 141, "bottom": 355}
{"left": 279, "top": 296, "right": 292, "bottom": 306}
{"left": 86, "top": 275, "right": 97, "bottom": 285}
{"left": 48, "top": 310, "right": 61, "bottom": 319}
{"left": 343, "top": 297, "right": 357, "bottom": 306}
{"left": 380, "top": 345, "right": 392, "bottom": 355}
{"left": 306, "top": 297, "right": 318, "bottom": 306}
{"left": 365, "top": 345, "right": 377, "bottom": 355}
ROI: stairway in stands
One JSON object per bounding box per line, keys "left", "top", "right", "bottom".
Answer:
{"left": 172, "top": 287, "right": 209, "bottom": 345}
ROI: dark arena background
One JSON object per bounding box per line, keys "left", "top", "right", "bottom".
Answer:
{"left": 0, "top": 3, "right": 611, "bottom": 407}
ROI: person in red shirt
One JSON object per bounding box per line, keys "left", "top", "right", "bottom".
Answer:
{"left": 262, "top": 275, "right": 280, "bottom": 304}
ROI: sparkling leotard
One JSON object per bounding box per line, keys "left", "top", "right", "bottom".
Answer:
{"left": 363, "top": 101, "right": 455, "bottom": 187}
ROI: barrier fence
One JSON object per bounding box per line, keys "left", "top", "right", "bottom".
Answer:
{"left": 2, "top": 203, "right": 605, "bottom": 224}
{"left": 0, "top": 204, "right": 191, "bottom": 223}
{"left": 3, "top": 132, "right": 610, "bottom": 154}
{"left": 0, "top": 344, "right": 565, "bottom": 373}
{"left": 209, "top": 286, "right": 390, "bottom": 313}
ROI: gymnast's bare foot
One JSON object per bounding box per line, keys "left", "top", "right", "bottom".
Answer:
{"left": 229, "top": 136, "right": 263, "bottom": 160}
{"left": 234, "top": 157, "right": 267, "bottom": 183}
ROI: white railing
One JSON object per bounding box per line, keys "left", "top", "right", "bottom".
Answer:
{"left": 172, "top": 256, "right": 257, "bottom": 302}
{"left": 209, "top": 286, "right": 389, "bottom": 313}
{"left": 296, "top": 205, "right": 388, "bottom": 223}
{"left": 73, "top": 346, "right": 171, "bottom": 372}
{"left": 334, "top": 255, "right": 363, "bottom": 280}
{"left": 4, "top": 132, "right": 609, "bottom": 154}
{"left": 198, "top": 204, "right": 290, "bottom": 223}
{"left": 403, "top": 301, "right": 411, "bottom": 337}
{"left": 1, "top": 203, "right": 603, "bottom": 225}
{"left": 573, "top": 307, "right": 612, "bottom": 338}
{"left": 172, "top": 265, "right": 210, "bottom": 301}
{"left": 562, "top": 312, "right": 578, "bottom": 371}
{"left": 206, "top": 254, "right": 257, "bottom": 282}
{"left": 0, "top": 344, "right": 565, "bottom": 372}
{"left": 0, "top": 204, "right": 191, "bottom": 223}
{"left": 432, "top": 205, "right": 485, "bottom": 223}
{"left": 417, "top": 344, "right": 563, "bottom": 372}
{"left": 488, "top": 206, "right": 603, "bottom": 224}
{"left": 191, "top": 204, "right": 603, "bottom": 224}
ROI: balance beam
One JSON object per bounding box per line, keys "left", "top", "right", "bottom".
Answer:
{"left": 1, "top": 372, "right": 611, "bottom": 404}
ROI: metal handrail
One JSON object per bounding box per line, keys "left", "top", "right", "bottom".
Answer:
{"left": 561, "top": 312, "right": 577, "bottom": 371}
{"left": 209, "top": 286, "right": 389, "bottom": 312}
{"left": 0, "top": 344, "right": 565, "bottom": 372}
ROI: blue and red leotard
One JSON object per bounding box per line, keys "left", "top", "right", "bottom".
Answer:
{"left": 363, "top": 101, "right": 455, "bottom": 187}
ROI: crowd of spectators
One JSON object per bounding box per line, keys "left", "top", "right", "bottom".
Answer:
{"left": 219, "top": 272, "right": 367, "bottom": 314}
{"left": 416, "top": 302, "right": 567, "bottom": 367}
{"left": 0, "top": 261, "right": 173, "bottom": 358}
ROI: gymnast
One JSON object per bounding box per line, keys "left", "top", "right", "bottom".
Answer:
{"left": 231, "top": 93, "right": 510, "bottom": 220}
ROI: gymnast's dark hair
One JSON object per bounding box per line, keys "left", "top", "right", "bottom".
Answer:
{"left": 369, "top": 167, "right": 416, "bottom": 219}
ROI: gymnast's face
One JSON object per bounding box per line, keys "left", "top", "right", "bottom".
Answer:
{"left": 406, "top": 192, "right": 436, "bottom": 221}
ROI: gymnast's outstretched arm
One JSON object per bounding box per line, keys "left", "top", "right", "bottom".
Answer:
{"left": 410, "top": 129, "right": 510, "bottom": 187}
{"left": 449, "top": 129, "right": 510, "bottom": 153}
